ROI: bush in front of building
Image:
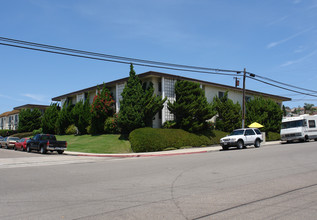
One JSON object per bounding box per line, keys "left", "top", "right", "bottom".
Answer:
{"left": 266, "top": 131, "right": 281, "bottom": 141}
{"left": 11, "top": 132, "right": 33, "bottom": 138}
{"left": 129, "top": 128, "right": 213, "bottom": 153}
{"left": 0, "top": 129, "right": 16, "bottom": 137}
{"left": 33, "top": 128, "right": 43, "bottom": 136}
{"left": 90, "top": 84, "right": 115, "bottom": 134}
{"left": 65, "top": 124, "right": 78, "bottom": 135}
{"left": 104, "top": 114, "right": 120, "bottom": 134}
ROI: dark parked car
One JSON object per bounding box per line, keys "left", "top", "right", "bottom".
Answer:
{"left": 14, "top": 138, "right": 30, "bottom": 151}
{"left": 26, "top": 134, "right": 67, "bottom": 154}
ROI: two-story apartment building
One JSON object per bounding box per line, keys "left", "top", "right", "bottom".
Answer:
{"left": 0, "top": 104, "right": 49, "bottom": 131}
{"left": 52, "top": 71, "right": 291, "bottom": 128}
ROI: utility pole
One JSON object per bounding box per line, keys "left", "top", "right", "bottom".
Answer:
{"left": 242, "top": 68, "right": 246, "bottom": 128}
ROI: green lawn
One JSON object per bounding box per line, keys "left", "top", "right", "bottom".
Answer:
{"left": 54, "top": 129, "right": 228, "bottom": 154}
{"left": 55, "top": 134, "right": 132, "bottom": 154}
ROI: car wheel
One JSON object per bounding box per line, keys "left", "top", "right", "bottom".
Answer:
{"left": 304, "top": 136, "right": 309, "bottom": 142}
{"left": 40, "top": 146, "right": 47, "bottom": 154}
{"left": 57, "top": 150, "right": 64, "bottom": 154}
{"left": 237, "top": 140, "right": 244, "bottom": 149}
{"left": 14, "top": 146, "right": 17, "bottom": 151}
{"left": 254, "top": 139, "right": 261, "bottom": 148}
{"left": 4, "top": 144, "right": 8, "bottom": 149}
{"left": 26, "top": 145, "right": 31, "bottom": 153}
{"left": 222, "top": 146, "right": 228, "bottom": 150}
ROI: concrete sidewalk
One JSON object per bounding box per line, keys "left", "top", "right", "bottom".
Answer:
{"left": 64, "top": 141, "right": 281, "bottom": 158}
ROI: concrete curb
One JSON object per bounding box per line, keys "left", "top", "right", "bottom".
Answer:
{"left": 64, "top": 141, "right": 281, "bottom": 158}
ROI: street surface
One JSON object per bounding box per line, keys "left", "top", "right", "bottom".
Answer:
{"left": 1, "top": 142, "right": 317, "bottom": 219}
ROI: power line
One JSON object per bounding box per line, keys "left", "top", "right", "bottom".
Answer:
{"left": 246, "top": 71, "right": 317, "bottom": 94}
{"left": 0, "top": 36, "right": 239, "bottom": 74}
{"left": 247, "top": 76, "right": 317, "bottom": 98}
{"left": 1, "top": 36, "right": 317, "bottom": 99}
{"left": 0, "top": 42, "right": 238, "bottom": 77}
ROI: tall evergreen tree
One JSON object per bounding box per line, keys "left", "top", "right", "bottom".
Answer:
{"left": 18, "top": 108, "right": 41, "bottom": 132}
{"left": 167, "top": 80, "right": 215, "bottom": 132}
{"left": 142, "top": 82, "right": 167, "bottom": 127}
{"left": 90, "top": 84, "right": 115, "bottom": 134}
{"left": 79, "top": 98, "right": 91, "bottom": 134}
{"left": 118, "top": 64, "right": 146, "bottom": 134}
{"left": 212, "top": 91, "right": 242, "bottom": 132}
{"left": 246, "top": 96, "right": 283, "bottom": 133}
{"left": 71, "top": 99, "right": 91, "bottom": 134}
{"left": 56, "top": 102, "right": 73, "bottom": 135}
{"left": 41, "top": 103, "right": 60, "bottom": 134}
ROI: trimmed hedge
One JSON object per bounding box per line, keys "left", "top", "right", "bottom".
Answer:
{"left": 267, "top": 132, "right": 281, "bottom": 141}
{"left": 11, "top": 132, "right": 33, "bottom": 138}
{"left": 0, "top": 130, "right": 16, "bottom": 137}
{"left": 129, "top": 128, "right": 214, "bottom": 153}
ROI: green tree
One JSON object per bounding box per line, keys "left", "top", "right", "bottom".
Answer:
{"left": 18, "top": 108, "right": 41, "bottom": 132}
{"left": 90, "top": 84, "right": 115, "bottom": 134}
{"left": 118, "top": 64, "right": 146, "bottom": 134}
{"left": 71, "top": 98, "right": 91, "bottom": 134}
{"left": 168, "top": 80, "right": 215, "bottom": 132}
{"left": 212, "top": 91, "right": 241, "bottom": 132}
{"left": 41, "top": 103, "right": 60, "bottom": 134}
{"left": 246, "top": 96, "right": 283, "bottom": 133}
{"left": 304, "top": 103, "right": 315, "bottom": 114}
{"left": 56, "top": 102, "right": 73, "bottom": 135}
{"left": 118, "top": 65, "right": 166, "bottom": 134}
{"left": 142, "top": 82, "right": 167, "bottom": 127}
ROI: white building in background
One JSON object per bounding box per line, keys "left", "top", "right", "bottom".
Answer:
{"left": 52, "top": 71, "right": 291, "bottom": 128}
{"left": 0, "top": 104, "right": 49, "bottom": 131}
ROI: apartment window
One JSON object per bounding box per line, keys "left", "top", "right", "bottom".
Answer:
{"left": 218, "top": 91, "right": 224, "bottom": 99}
{"left": 158, "top": 81, "right": 162, "bottom": 92}
{"left": 309, "top": 120, "right": 316, "bottom": 128}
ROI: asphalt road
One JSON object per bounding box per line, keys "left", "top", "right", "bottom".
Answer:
{"left": 0, "top": 142, "right": 317, "bottom": 220}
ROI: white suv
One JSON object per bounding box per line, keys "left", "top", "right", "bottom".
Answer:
{"left": 220, "top": 128, "right": 263, "bottom": 150}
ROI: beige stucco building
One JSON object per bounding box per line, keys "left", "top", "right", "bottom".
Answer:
{"left": 52, "top": 71, "right": 291, "bottom": 128}
{"left": 0, "top": 104, "right": 49, "bottom": 131}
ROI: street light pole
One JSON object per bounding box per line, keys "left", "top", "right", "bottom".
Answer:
{"left": 242, "top": 68, "right": 246, "bottom": 128}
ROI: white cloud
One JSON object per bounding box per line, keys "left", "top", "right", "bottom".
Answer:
{"left": 267, "top": 16, "right": 288, "bottom": 26}
{"left": 0, "top": 94, "right": 24, "bottom": 102}
{"left": 22, "top": 94, "right": 47, "bottom": 102}
{"left": 280, "top": 50, "right": 317, "bottom": 67}
{"left": 267, "top": 27, "right": 314, "bottom": 49}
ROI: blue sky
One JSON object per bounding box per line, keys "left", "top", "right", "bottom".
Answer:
{"left": 1, "top": 0, "right": 317, "bottom": 113}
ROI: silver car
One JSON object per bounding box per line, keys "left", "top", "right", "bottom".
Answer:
{"left": 0, "top": 137, "right": 20, "bottom": 149}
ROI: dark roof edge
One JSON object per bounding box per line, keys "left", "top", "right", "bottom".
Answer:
{"left": 52, "top": 71, "right": 291, "bottom": 101}
{"left": 13, "top": 104, "right": 50, "bottom": 110}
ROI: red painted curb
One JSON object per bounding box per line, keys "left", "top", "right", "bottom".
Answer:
{"left": 68, "top": 150, "right": 209, "bottom": 158}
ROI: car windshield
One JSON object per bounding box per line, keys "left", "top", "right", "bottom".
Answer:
{"left": 229, "top": 130, "right": 244, "bottom": 136}
{"left": 9, "top": 137, "right": 20, "bottom": 141}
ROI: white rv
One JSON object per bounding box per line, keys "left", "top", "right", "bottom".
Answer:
{"left": 280, "top": 114, "right": 317, "bottom": 142}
